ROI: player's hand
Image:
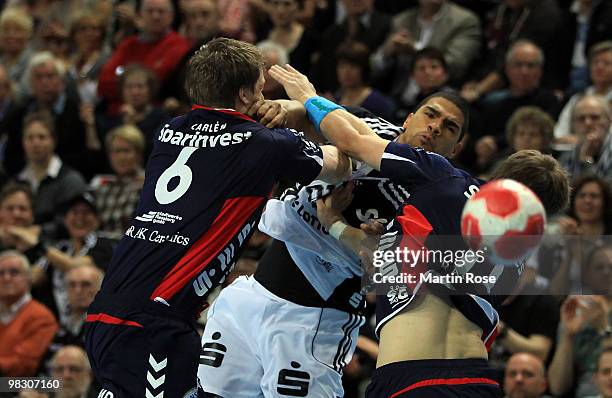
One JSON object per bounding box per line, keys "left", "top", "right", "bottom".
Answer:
{"left": 269, "top": 64, "right": 317, "bottom": 104}
{"left": 247, "top": 99, "right": 288, "bottom": 128}
{"left": 315, "top": 181, "right": 355, "bottom": 229}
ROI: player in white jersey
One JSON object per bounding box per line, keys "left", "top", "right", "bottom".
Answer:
{"left": 197, "top": 100, "right": 466, "bottom": 397}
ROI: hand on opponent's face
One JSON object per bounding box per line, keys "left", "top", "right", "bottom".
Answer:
{"left": 246, "top": 99, "right": 288, "bottom": 128}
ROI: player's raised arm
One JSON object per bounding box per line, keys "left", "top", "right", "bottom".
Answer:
{"left": 269, "top": 64, "right": 389, "bottom": 171}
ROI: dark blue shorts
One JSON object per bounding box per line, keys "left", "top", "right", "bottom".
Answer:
{"left": 84, "top": 294, "right": 200, "bottom": 398}
{"left": 365, "top": 359, "right": 502, "bottom": 398}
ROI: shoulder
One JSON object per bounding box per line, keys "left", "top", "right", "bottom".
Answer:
{"left": 447, "top": 2, "right": 479, "bottom": 22}
{"left": 24, "top": 300, "right": 57, "bottom": 320}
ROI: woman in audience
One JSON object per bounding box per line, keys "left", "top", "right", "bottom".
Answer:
{"left": 97, "top": 64, "right": 169, "bottom": 159}
{"left": 90, "top": 125, "right": 145, "bottom": 238}
{"left": 547, "top": 176, "right": 612, "bottom": 295}
{"left": 334, "top": 41, "right": 395, "bottom": 121}
{"left": 0, "top": 7, "right": 33, "bottom": 99}
{"left": 67, "top": 11, "right": 109, "bottom": 106}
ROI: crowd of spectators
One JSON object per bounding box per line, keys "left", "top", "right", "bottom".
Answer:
{"left": 0, "top": 0, "right": 609, "bottom": 397}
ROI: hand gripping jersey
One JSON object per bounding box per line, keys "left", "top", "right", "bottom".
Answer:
{"left": 93, "top": 106, "right": 323, "bottom": 318}
{"left": 373, "top": 142, "right": 522, "bottom": 350}
{"left": 257, "top": 108, "right": 406, "bottom": 312}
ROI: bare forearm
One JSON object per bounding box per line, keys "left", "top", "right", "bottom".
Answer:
{"left": 501, "top": 331, "right": 551, "bottom": 361}
{"left": 548, "top": 334, "right": 575, "bottom": 395}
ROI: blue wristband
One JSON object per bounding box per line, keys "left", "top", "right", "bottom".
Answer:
{"left": 304, "top": 96, "right": 344, "bottom": 132}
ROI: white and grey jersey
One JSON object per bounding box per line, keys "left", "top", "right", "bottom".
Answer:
{"left": 256, "top": 107, "right": 408, "bottom": 312}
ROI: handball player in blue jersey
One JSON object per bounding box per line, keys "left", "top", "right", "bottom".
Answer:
{"left": 270, "top": 64, "right": 570, "bottom": 397}
{"left": 83, "top": 39, "right": 351, "bottom": 398}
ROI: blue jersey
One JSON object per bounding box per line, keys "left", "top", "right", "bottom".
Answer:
{"left": 95, "top": 106, "right": 323, "bottom": 317}
{"left": 374, "top": 142, "right": 520, "bottom": 350}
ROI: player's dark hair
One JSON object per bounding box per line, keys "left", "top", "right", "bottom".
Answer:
{"left": 568, "top": 175, "right": 612, "bottom": 233}
{"left": 415, "top": 91, "right": 469, "bottom": 141}
{"left": 489, "top": 150, "right": 570, "bottom": 216}
{"left": 186, "top": 37, "right": 264, "bottom": 108}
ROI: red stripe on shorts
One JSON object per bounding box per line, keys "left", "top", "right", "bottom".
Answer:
{"left": 85, "top": 313, "right": 144, "bottom": 328}
{"left": 389, "top": 377, "right": 499, "bottom": 398}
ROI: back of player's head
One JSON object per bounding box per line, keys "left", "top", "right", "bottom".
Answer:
{"left": 489, "top": 150, "right": 570, "bottom": 216}
{"left": 415, "top": 91, "right": 469, "bottom": 141}
{"left": 186, "top": 38, "right": 264, "bottom": 108}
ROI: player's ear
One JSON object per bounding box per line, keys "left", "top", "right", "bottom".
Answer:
{"left": 402, "top": 113, "right": 414, "bottom": 130}
{"left": 238, "top": 86, "right": 250, "bottom": 105}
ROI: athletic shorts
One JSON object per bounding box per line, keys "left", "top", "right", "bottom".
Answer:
{"left": 365, "top": 359, "right": 502, "bottom": 398}
{"left": 84, "top": 294, "right": 200, "bottom": 398}
{"left": 198, "top": 276, "right": 364, "bottom": 398}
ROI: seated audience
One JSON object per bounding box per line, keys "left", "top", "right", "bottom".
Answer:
{"left": 503, "top": 352, "right": 550, "bottom": 398}
{"left": 0, "top": 250, "right": 58, "bottom": 376}
{"left": 0, "top": 7, "right": 33, "bottom": 100}
{"left": 91, "top": 125, "right": 145, "bottom": 237}
{"left": 0, "top": 183, "right": 42, "bottom": 260}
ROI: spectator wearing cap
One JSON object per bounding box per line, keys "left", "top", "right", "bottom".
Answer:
{"left": 0, "top": 250, "right": 58, "bottom": 376}
{"left": 90, "top": 125, "right": 145, "bottom": 238}
{"left": 8, "top": 193, "right": 116, "bottom": 322}
{"left": 14, "top": 110, "right": 87, "bottom": 227}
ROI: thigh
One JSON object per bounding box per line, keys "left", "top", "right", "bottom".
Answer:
{"left": 197, "top": 288, "right": 264, "bottom": 398}
{"left": 259, "top": 306, "right": 364, "bottom": 398}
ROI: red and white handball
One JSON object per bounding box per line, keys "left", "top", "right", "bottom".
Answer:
{"left": 461, "top": 179, "right": 546, "bottom": 266}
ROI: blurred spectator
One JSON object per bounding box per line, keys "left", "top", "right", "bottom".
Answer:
{"left": 257, "top": 40, "right": 289, "bottom": 100}
{"left": 555, "top": 41, "right": 612, "bottom": 147}
{"left": 40, "top": 265, "right": 103, "bottom": 376}
{"left": 461, "top": 0, "right": 563, "bottom": 102}
{"left": 10, "top": 192, "right": 115, "bottom": 320}
{"left": 473, "top": 40, "right": 561, "bottom": 164}
{"left": 15, "top": 110, "right": 87, "bottom": 226}
{"left": 393, "top": 47, "right": 455, "bottom": 122}
{"left": 548, "top": 295, "right": 612, "bottom": 397}
{"left": 97, "top": 0, "right": 191, "bottom": 116}
{"left": 558, "top": 94, "right": 611, "bottom": 181}
{"left": 262, "top": 0, "right": 319, "bottom": 75}
{"left": 180, "top": 0, "right": 220, "bottom": 42}
{"left": 45, "top": 345, "right": 97, "bottom": 398}
{"left": 477, "top": 106, "right": 554, "bottom": 175}
{"left": 67, "top": 11, "right": 110, "bottom": 106}
{"left": 0, "top": 7, "right": 33, "bottom": 99}
{"left": 557, "top": 0, "right": 612, "bottom": 93}
{"left": 3, "top": 51, "right": 97, "bottom": 178}
{"left": 98, "top": 64, "right": 169, "bottom": 158}
{"left": 372, "top": 0, "right": 481, "bottom": 91}
{"left": 503, "top": 352, "right": 549, "bottom": 398}
{"left": 310, "top": 0, "right": 391, "bottom": 94}
{"left": 0, "top": 250, "right": 58, "bottom": 376}
{"left": 334, "top": 41, "right": 395, "bottom": 120}
{"left": 547, "top": 176, "right": 611, "bottom": 295}
{"left": 0, "top": 63, "right": 16, "bottom": 149}
{"left": 581, "top": 243, "right": 612, "bottom": 296}
{"left": 90, "top": 125, "right": 145, "bottom": 237}
{"left": 586, "top": 347, "right": 612, "bottom": 398}
{"left": 216, "top": 0, "right": 258, "bottom": 42}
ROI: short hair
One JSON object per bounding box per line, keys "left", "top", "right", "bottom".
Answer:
{"left": 489, "top": 150, "right": 570, "bottom": 216}
{"left": 505, "top": 39, "right": 544, "bottom": 66}
{"left": 51, "top": 345, "right": 91, "bottom": 372}
{"left": 505, "top": 106, "right": 554, "bottom": 150}
{"left": 185, "top": 37, "right": 264, "bottom": 107}
{"left": 596, "top": 347, "right": 612, "bottom": 371}
{"left": 0, "top": 182, "right": 33, "bottom": 207}
{"left": 588, "top": 40, "right": 612, "bottom": 64}
{"left": 119, "top": 64, "right": 159, "bottom": 100}
{"left": 0, "top": 250, "right": 31, "bottom": 276}
{"left": 336, "top": 41, "right": 372, "bottom": 82}
{"left": 105, "top": 124, "right": 146, "bottom": 155}
{"left": 66, "top": 264, "right": 104, "bottom": 290}
{"left": 568, "top": 175, "right": 612, "bottom": 233}
{"left": 23, "top": 110, "right": 57, "bottom": 142}
{"left": 411, "top": 47, "right": 448, "bottom": 74}
{"left": 415, "top": 91, "right": 470, "bottom": 141}
{"left": 0, "top": 7, "right": 33, "bottom": 37}
{"left": 25, "top": 51, "right": 66, "bottom": 93}
{"left": 256, "top": 40, "right": 289, "bottom": 66}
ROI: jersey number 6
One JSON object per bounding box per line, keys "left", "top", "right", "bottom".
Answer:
{"left": 155, "top": 147, "right": 198, "bottom": 205}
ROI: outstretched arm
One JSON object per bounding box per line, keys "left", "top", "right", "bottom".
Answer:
{"left": 269, "top": 65, "right": 389, "bottom": 170}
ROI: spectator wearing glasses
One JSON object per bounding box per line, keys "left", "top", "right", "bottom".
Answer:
{"left": 0, "top": 250, "right": 58, "bottom": 377}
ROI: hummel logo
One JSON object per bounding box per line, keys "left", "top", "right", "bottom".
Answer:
{"left": 146, "top": 354, "right": 167, "bottom": 398}
{"left": 149, "top": 354, "right": 167, "bottom": 372}
{"left": 135, "top": 211, "right": 183, "bottom": 224}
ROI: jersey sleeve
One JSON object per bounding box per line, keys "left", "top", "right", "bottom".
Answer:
{"left": 269, "top": 128, "right": 324, "bottom": 185}
{"left": 379, "top": 141, "right": 453, "bottom": 186}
